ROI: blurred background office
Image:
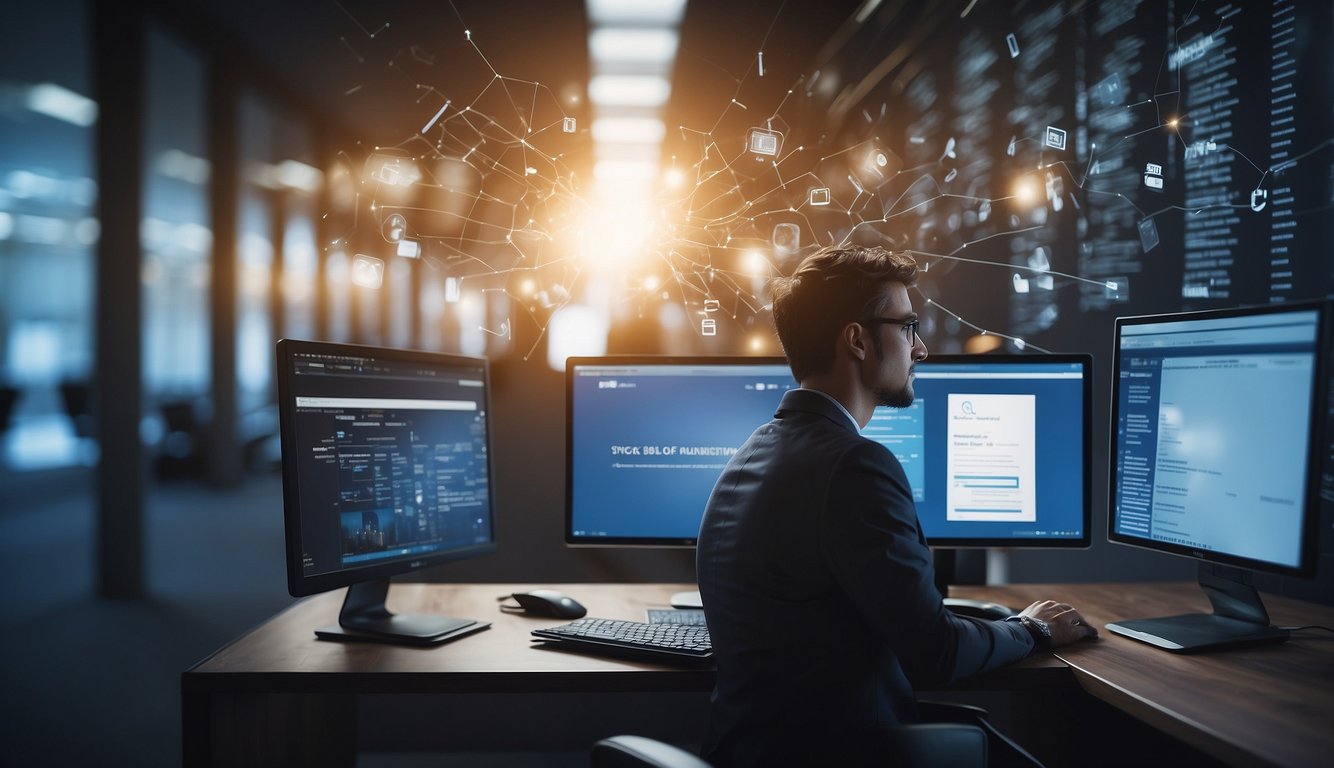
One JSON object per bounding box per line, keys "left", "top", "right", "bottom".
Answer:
{"left": 1, "top": 0, "right": 1331, "bottom": 765}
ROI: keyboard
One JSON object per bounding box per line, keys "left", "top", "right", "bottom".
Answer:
{"left": 531, "top": 617, "right": 713, "bottom": 666}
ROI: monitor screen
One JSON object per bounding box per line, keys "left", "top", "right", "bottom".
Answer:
{"left": 566, "top": 354, "right": 1091, "bottom": 548}
{"left": 278, "top": 340, "right": 497, "bottom": 597}
{"left": 566, "top": 357, "right": 794, "bottom": 546}
{"left": 1109, "top": 302, "right": 1325, "bottom": 576}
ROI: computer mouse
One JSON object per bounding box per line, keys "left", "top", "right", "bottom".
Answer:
{"left": 509, "top": 589, "right": 587, "bottom": 619}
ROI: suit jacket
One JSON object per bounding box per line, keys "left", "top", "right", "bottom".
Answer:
{"left": 696, "top": 388, "right": 1033, "bottom": 767}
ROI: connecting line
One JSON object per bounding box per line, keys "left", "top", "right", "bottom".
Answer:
{"left": 916, "top": 290, "right": 1053, "bottom": 354}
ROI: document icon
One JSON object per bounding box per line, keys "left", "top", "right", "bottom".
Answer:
{"left": 701, "top": 318, "right": 717, "bottom": 336}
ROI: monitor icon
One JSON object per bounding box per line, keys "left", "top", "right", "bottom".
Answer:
{"left": 351, "top": 254, "right": 385, "bottom": 289}
{"left": 1044, "top": 126, "right": 1067, "bottom": 151}
{"left": 1143, "top": 163, "right": 1164, "bottom": 191}
{"left": 747, "top": 127, "right": 782, "bottom": 157}
{"left": 563, "top": 117, "right": 576, "bottom": 133}
{"left": 809, "top": 187, "right": 831, "bottom": 206}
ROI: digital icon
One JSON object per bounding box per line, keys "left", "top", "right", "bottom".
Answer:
{"left": 1006, "top": 33, "right": 1020, "bottom": 59}
{"left": 1137, "top": 218, "right": 1159, "bottom": 253}
{"left": 772, "top": 223, "right": 800, "bottom": 255}
{"left": 1027, "top": 247, "right": 1054, "bottom": 290}
{"left": 396, "top": 240, "right": 420, "bottom": 258}
{"left": 351, "top": 254, "right": 385, "bottom": 288}
{"left": 1045, "top": 172, "right": 1063, "bottom": 212}
{"left": 944, "top": 168, "right": 957, "bottom": 183}
{"left": 1143, "top": 162, "right": 1164, "bottom": 191}
{"left": 1007, "top": 135, "right": 1017, "bottom": 156}
{"left": 1012, "top": 273, "right": 1030, "bottom": 294}
{"left": 1044, "top": 126, "right": 1067, "bottom": 151}
{"left": 563, "top": 117, "right": 576, "bottom": 133}
{"left": 851, "top": 142, "right": 901, "bottom": 189}
{"left": 701, "top": 318, "right": 717, "bottom": 336}
{"left": 978, "top": 200, "right": 991, "bottom": 222}
{"left": 444, "top": 276, "right": 461, "bottom": 303}
{"left": 747, "top": 127, "right": 782, "bottom": 157}
{"left": 382, "top": 213, "right": 407, "bottom": 242}
{"left": 942, "top": 136, "right": 957, "bottom": 160}
{"left": 704, "top": 298, "right": 720, "bottom": 313}
{"left": 365, "top": 153, "right": 421, "bottom": 187}
{"left": 809, "top": 187, "right": 831, "bottom": 206}
{"left": 961, "top": 400, "right": 976, "bottom": 416}
{"left": 1250, "top": 188, "right": 1268, "bottom": 212}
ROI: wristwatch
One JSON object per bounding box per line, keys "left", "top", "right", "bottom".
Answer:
{"left": 1007, "top": 615, "right": 1052, "bottom": 651}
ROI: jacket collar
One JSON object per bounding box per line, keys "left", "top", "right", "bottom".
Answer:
{"left": 775, "top": 388, "right": 860, "bottom": 435}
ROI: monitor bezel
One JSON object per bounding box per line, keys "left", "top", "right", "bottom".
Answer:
{"left": 912, "top": 353, "right": 1094, "bottom": 549}
{"left": 564, "top": 352, "right": 1093, "bottom": 550}
{"left": 1106, "top": 301, "right": 1328, "bottom": 578}
{"left": 276, "top": 338, "right": 499, "bottom": 598}
{"left": 565, "top": 355, "right": 789, "bottom": 547}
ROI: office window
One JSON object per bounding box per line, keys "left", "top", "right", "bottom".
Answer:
{"left": 142, "top": 22, "right": 209, "bottom": 432}
{"left": 0, "top": 0, "right": 96, "bottom": 472}
{"left": 237, "top": 89, "right": 275, "bottom": 415}
{"left": 281, "top": 199, "right": 318, "bottom": 341}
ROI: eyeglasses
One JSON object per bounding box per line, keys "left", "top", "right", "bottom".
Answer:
{"left": 864, "top": 316, "right": 920, "bottom": 343}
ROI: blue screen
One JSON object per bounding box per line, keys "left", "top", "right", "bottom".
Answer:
{"left": 568, "top": 361, "right": 795, "bottom": 541}
{"left": 1111, "top": 306, "right": 1321, "bottom": 570}
{"left": 567, "top": 355, "right": 1089, "bottom": 546}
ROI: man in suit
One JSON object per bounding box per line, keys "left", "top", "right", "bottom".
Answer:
{"left": 696, "top": 245, "right": 1096, "bottom": 767}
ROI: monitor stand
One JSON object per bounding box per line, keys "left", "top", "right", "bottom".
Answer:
{"left": 1106, "top": 563, "right": 1290, "bottom": 653}
{"left": 670, "top": 589, "right": 703, "bottom": 609}
{"left": 315, "top": 579, "right": 490, "bottom": 646}
{"left": 933, "top": 548, "right": 1017, "bottom": 619}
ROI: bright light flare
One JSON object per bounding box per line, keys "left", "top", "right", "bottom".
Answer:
{"left": 743, "top": 249, "right": 769, "bottom": 276}
{"left": 1012, "top": 175, "right": 1041, "bottom": 207}
{"left": 578, "top": 191, "right": 653, "bottom": 270}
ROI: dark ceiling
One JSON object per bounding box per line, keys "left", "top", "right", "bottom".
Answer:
{"left": 177, "top": 0, "right": 865, "bottom": 158}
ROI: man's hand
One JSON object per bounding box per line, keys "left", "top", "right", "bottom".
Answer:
{"left": 1020, "top": 599, "right": 1098, "bottom": 647}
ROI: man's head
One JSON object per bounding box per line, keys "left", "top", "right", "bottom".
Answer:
{"left": 770, "top": 245, "right": 926, "bottom": 406}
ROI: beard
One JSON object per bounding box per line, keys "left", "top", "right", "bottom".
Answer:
{"left": 875, "top": 378, "right": 915, "bottom": 409}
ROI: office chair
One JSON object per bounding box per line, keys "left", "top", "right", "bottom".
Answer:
{"left": 591, "top": 721, "right": 988, "bottom": 768}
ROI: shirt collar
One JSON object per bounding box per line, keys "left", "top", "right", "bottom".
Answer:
{"left": 794, "top": 388, "right": 860, "bottom": 432}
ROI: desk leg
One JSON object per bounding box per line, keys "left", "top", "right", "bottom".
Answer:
{"left": 183, "top": 690, "right": 357, "bottom": 767}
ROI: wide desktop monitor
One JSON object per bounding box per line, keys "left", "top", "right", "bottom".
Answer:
{"left": 277, "top": 339, "right": 497, "bottom": 645}
{"left": 566, "top": 354, "right": 1092, "bottom": 605}
{"left": 1106, "top": 301, "right": 1327, "bottom": 652}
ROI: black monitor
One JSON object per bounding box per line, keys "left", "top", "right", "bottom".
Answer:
{"left": 277, "top": 339, "right": 497, "bottom": 645}
{"left": 1106, "top": 302, "right": 1327, "bottom": 652}
{"left": 566, "top": 354, "right": 1092, "bottom": 607}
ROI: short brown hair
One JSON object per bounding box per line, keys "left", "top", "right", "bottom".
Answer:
{"left": 770, "top": 245, "right": 918, "bottom": 380}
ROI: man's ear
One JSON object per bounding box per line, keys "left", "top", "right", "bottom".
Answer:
{"left": 841, "top": 322, "right": 868, "bottom": 361}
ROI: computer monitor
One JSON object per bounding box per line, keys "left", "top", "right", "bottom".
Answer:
{"left": 277, "top": 339, "right": 497, "bottom": 645}
{"left": 566, "top": 354, "right": 1092, "bottom": 607}
{"left": 1106, "top": 301, "right": 1327, "bottom": 652}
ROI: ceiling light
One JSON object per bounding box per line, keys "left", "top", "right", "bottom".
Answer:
{"left": 589, "top": 28, "right": 679, "bottom": 63}
{"left": 586, "top": 0, "right": 687, "bottom": 25}
{"left": 589, "top": 75, "right": 671, "bottom": 107}
{"left": 25, "top": 83, "right": 97, "bottom": 127}
{"left": 593, "top": 160, "right": 659, "bottom": 182}
{"left": 591, "top": 117, "right": 666, "bottom": 143}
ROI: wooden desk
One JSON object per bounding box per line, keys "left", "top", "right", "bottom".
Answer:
{"left": 951, "top": 582, "right": 1334, "bottom": 768}
{"left": 183, "top": 582, "right": 1334, "bottom": 767}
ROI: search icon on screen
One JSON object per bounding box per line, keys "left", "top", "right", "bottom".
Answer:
{"left": 961, "top": 400, "right": 976, "bottom": 416}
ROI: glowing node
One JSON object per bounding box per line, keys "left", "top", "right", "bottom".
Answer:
{"left": 664, "top": 167, "right": 685, "bottom": 189}
{"left": 1012, "top": 176, "right": 1040, "bottom": 207}
{"left": 643, "top": 275, "right": 661, "bottom": 291}
{"left": 519, "top": 278, "right": 535, "bottom": 296}
{"left": 743, "top": 249, "right": 768, "bottom": 276}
